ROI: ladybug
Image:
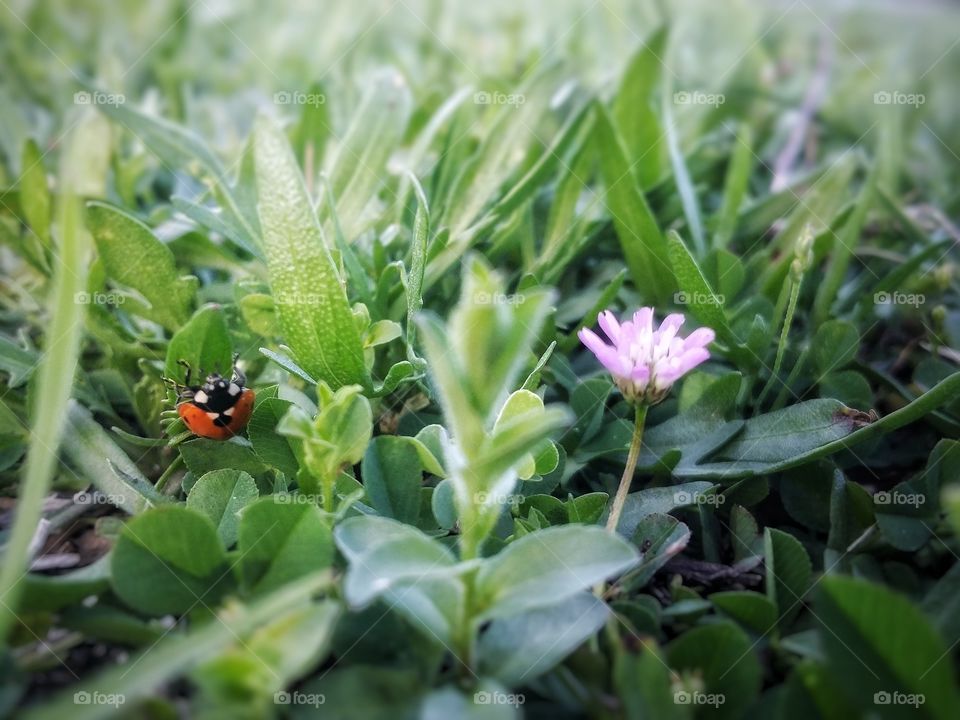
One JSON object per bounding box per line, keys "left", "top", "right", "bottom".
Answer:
{"left": 171, "top": 356, "right": 255, "bottom": 440}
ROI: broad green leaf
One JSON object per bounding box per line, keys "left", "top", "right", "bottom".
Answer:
{"left": 621, "top": 513, "right": 691, "bottom": 590}
{"left": 765, "top": 528, "right": 811, "bottom": 626}
{"left": 421, "top": 681, "right": 521, "bottom": 720}
{"left": 361, "top": 436, "right": 424, "bottom": 525}
{"left": 87, "top": 202, "right": 197, "bottom": 331}
{"left": 811, "top": 320, "right": 860, "bottom": 376}
{"left": 665, "top": 621, "right": 762, "bottom": 720}
{"left": 238, "top": 498, "right": 334, "bottom": 595}
{"left": 477, "top": 592, "right": 608, "bottom": 685}
{"left": 474, "top": 525, "right": 638, "bottom": 620}
{"left": 253, "top": 115, "right": 368, "bottom": 390}
{"left": 247, "top": 398, "right": 302, "bottom": 478}
{"left": 179, "top": 437, "right": 268, "bottom": 478}
{"left": 817, "top": 576, "right": 957, "bottom": 720}
{"left": 111, "top": 506, "right": 230, "bottom": 616}
{"left": 711, "top": 590, "right": 778, "bottom": 636}
{"left": 0, "top": 335, "right": 36, "bottom": 388}
{"left": 186, "top": 469, "right": 259, "bottom": 547}
{"left": 164, "top": 305, "right": 233, "bottom": 385}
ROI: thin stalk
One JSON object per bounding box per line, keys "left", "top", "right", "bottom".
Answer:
{"left": 605, "top": 404, "right": 649, "bottom": 534}
{"left": 757, "top": 274, "right": 802, "bottom": 410}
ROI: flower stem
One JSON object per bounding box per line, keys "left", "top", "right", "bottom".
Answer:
{"left": 605, "top": 403, "right": 648, "bottom": 534}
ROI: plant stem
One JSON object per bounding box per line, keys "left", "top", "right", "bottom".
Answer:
{"left": 605, "top": 403, "right": 648, "bottom": 534}
{"left": 757, "top": 273, "right": 802, "bottom": 410}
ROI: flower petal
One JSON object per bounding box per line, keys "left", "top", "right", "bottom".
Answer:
{"left": 683, "top": 327, "right": 716, "bottom": 350}
{"left": 597, "top": 310, "right": 622, "bottom": 344}
{"left": 632, "top": 307, "right": 654, "bottom": 336}
{"left": 579, "top": 328, "right": 629, "bottom": 377}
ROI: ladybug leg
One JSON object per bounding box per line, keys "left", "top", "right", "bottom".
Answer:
{"left": 230, "top": 353, "right": 246, "bottom": 386}
{"left": 177, "top": 359, "right": 193, "bottom": 388}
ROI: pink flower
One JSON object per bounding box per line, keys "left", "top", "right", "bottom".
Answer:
{"left": 578, "top": 308, "right": 715, "bottom": 405}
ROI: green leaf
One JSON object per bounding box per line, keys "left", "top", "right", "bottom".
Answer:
{"left": 621, "top": 513, "right": 691, "bottom": 590}
{"left": 23, "top": 573, "right": 332, "bottom": 720}
{"left": 165, "top": 305, "right": 233, "bottom": 385}
{"left": 595, "top": 105, "right": 673, "bottom": 304}
{"left": 361, "top": 436, "right": 424, "bottom": 524}
{"left": 247, "top": 398, "right": 302, "bottom": 478}
{"left": 474, "top": 525, "right": 638, "bottom": 620}
{"left": 238, "top": 498, "right": 334, "bottom": 595}
{"left": 811, "top": 320, "right": 860, "bottom": 375}
{"left": 87, "top": 201, "right": 197, "bottom": 331}
{"left": 764, "top": 528, "right": 812, "bottom": 627}
{"left": 186, "top": 469, "right": 259, "bottom": 547}
{"left": 665, "top": 621, "right": 762, "bottom": 720}
{"left": 253, "top": 115, "right": 369, "bottom": 390}
{"left": 111, "top": 506, "right": 230, "bottom": 616}
{"left": 19, "top": 139, "right": 51, "bottom": 245}
{"left": 477, "top": 592, "right": 608, "bottom": 685}
{"left": 179, "top": 438, "right": 268, "bottom": 478}
{"left": 0, "top": 335, "right": 36, "bottom": 388}
{"left": 710, "top": 590, "right": 778, "bottom": 636}
{"left": 667, "top": 230, "right": 741, "bottom": 353}
{"left": 817, "top": 575, "right": 957, "bottom": 720}
{"left": 613, "top": 27, "right": 667, "bottom": 187}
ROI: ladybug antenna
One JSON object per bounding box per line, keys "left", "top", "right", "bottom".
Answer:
{"left": 176, "top": 359, "right": 193, "bottom": 388}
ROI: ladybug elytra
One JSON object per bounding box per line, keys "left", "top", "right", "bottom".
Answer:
{"left": 171, "top": 356, "right": 254, "bottom": 440}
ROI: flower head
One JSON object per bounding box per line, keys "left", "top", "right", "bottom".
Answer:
{"left": 578, "top": 308, "right": 715, "bottom": 405}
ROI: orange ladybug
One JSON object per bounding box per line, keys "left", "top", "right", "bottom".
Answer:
{"left": 173, "top": 357, "right": 255, "bottom": 440}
